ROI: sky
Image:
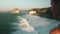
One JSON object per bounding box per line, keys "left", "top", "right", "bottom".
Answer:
{"left": 0, "top": 0, "right": 51, "bottom": 10}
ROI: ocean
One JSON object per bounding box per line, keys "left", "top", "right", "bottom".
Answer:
{"left": 0, "top": 10, "right": 60, "bottom": 34}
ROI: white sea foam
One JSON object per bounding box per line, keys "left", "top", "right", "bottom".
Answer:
{"left": 11, "top": 14, "right": 60, "bottom": 34}
{"left": 11, "top": 16, "right": 38, "bottom": 34}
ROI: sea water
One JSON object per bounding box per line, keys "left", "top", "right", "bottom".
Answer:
{"left": 0, "top": 10, "right": 60, "bottom": 34}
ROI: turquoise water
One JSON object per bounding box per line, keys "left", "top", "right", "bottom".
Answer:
{"left": 21, "top": 14, "right": 60, "bottom": 34}
{"left": 0, "top": 12, "right": 60, "bottom": 34}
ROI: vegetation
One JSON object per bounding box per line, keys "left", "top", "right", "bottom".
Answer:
{"left": 29, "top": 7, "right": 51, "bottom": 15}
